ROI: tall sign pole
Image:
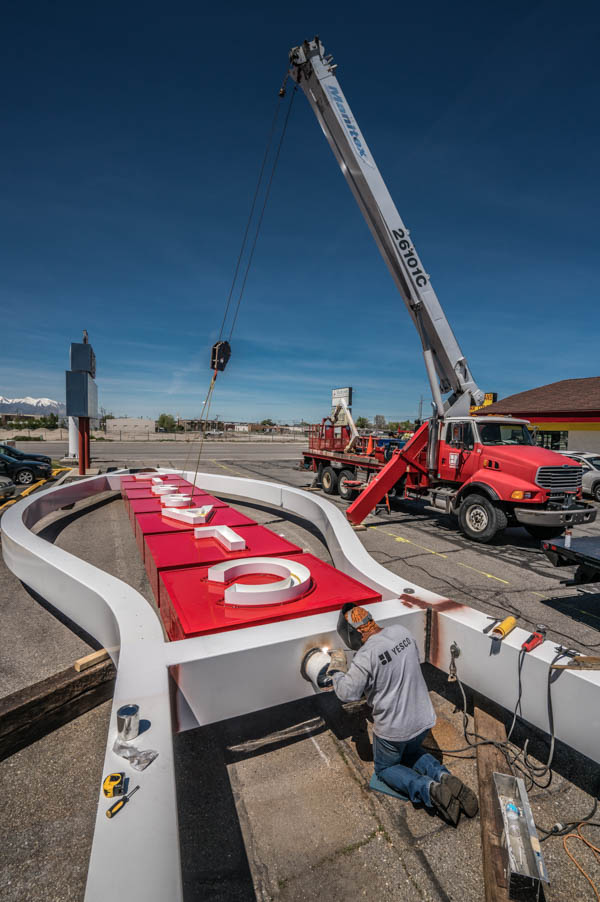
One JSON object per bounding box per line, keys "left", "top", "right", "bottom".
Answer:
{"left": 66, "top": 332, "right": 98, "bottom": 475}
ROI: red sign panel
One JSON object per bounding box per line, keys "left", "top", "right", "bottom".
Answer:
{"left": 146, "top": 524, "right": 302, "bottom": 602}
{"left": 127, "top": 494, "right": 227, "bottom": 526}
{"left": 135, "top": 507, "right": 257, "bottom": 560}
{"left": 159, "top": 552, "right": 382, "bottom": 639}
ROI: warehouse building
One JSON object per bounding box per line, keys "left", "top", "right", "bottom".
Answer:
{"left": 482, "top": 377, "right": 600, "bottom": 452}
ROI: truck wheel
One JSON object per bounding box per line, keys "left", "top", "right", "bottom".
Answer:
{"left": 458, "top": 494, "right": 506, "bottom": 543}
{"left": 524, "top": 525, "right": 564, "bottom": 540}
{"left": 338, "top": 469, "right": 357, "bottom": 501}
{"left": 593, "top": 482, "right": 600, "bottom": 503}
{"left": 321, "top": 467, "right": 338, "bottom": 495}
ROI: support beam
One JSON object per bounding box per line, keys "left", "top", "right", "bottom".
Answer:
{"left": 474, "top": 706, "right": 511, "bottom": 902}
{"left": 0, "top": 659, "right": 115, "bottom": 761}
{"left": 78, "top": 417, "right": 86, "bottom": 475}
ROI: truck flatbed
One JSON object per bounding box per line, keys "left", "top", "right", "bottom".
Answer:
{"left": 542, "top": 535, "right": 600, "bottom": 585}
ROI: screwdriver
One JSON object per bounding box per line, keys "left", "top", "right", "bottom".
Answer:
{"left": 106, "top": 784, "right": 140, "bottom": 819}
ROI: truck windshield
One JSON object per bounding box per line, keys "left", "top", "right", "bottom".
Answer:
{"left": 478, "top": 423, "right": 533, "bottom": 446}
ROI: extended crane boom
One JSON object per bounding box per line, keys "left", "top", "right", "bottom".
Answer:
{"left": 289, "top": 38, "right": 484, "bottom": 417}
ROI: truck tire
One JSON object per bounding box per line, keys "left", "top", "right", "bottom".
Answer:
{"left": 458, "top": 494, "right": 507, "bottom": 543}
{"left": 593, "top": 482, "right": 600, "bottom": 503}
{"left": 338, "top": 469, "right": 357, "bottom": 501}
{"left": 321, "top": 466, "right": 338, "bottom": 495}
{"left": 524, "top": 525, "right": 564, "bottom": 540}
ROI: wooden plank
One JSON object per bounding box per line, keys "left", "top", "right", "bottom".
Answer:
{"left": 74, "top": 648, "right": 110, "bottom": 672}
{"left": 0, "top": 659, "right": 115, "bottom": 761}
{"left": 474, "top": 706, "right": 512, "bottom": 902}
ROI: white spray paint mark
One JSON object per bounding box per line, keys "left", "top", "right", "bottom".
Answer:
{"left": 309, "top": 734, "right": 330, "bottom": 768}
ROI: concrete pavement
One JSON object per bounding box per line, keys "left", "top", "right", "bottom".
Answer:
{"left": 14, "top": 439, "right": 306, "bottom": 465}
{"left": 2, "top": 450, "right": 600, "bottom": 900}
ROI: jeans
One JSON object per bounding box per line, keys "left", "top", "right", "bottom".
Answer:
{"left": 373, "top": 730, "right": 449, "bottom": 806}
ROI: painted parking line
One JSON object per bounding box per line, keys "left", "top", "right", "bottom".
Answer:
{"left": 0, "top": 470, "right": 69, "bottom": 513}
{"left": 368, "top": 525, "right": 510, "bottom": 585}
{"left": 209, "top": 459, "right": 248, "bottom": 477}
{"left": 368, "top": 525, "right": 448, "bottom": 558}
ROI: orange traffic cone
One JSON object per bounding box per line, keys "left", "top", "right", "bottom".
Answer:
{"left": 366, "top": 435, "right": 374, "bottom": 456}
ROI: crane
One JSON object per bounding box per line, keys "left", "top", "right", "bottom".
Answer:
{"left": 290, "top": 37, "right": 595, "bottom": 541}
{"left": 289, "top": 37, "right": 485, "bottom": 421}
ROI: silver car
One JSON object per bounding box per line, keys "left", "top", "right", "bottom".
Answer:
{"left": 0, "top": 475, "right": 15, "bottom": 502}
{"left": 558, "top": 451, "right": 600, "bottom": 502}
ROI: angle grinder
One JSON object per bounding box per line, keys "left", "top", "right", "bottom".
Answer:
{"left": 301, "top": 648, "right": 333, "bottom": 692}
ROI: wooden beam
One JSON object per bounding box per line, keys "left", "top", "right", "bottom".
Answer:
{"left": 74, "top": 648, "right": 110, "bottom": 672}
{"left": 474, "top": 706, "right": 512, "bottom": 902}
{"left": 0, "top": 659, "right": 115, "bottom": 761}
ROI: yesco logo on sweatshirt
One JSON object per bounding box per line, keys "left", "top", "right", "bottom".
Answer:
{"left": 379, "top": 636, "right": 412, "bottom": 665}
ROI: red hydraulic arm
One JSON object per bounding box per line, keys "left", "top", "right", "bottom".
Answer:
{"left": 346, "top": 422, "right": 430, "bottom": 525}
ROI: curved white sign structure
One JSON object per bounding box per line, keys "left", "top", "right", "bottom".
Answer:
{"left": 2, "top": 468, "right": 599, "bottom": 901}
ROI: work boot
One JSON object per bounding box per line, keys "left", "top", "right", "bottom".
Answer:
{"left": 429, "top": 780, "right": 460, "bottom": 826}
{"left": 441, "top": 773, "right": 479, "bottom": 818}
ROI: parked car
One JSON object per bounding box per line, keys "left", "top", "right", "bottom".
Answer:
{"left": 0, "top": 475, "right": 15, "bottom": 501}
{"left": 557, "top": 451, "right": 600, "bottom": 502}
{"left": 0, "top": 443, "right": 52, "bottom": 465}
{"left": 0, "top": 450, "right": 52, "bottom": 486}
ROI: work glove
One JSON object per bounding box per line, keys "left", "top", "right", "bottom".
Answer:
{"left": 327, "top": 649, "right": 348, "bottom": 676}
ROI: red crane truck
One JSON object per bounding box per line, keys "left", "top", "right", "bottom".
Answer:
{"left": 290, "top": 38, "right": 596, "bottom": 542}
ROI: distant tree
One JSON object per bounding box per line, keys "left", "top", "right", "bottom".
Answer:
{"left": 387, "top": 421, "right": 400, "bottom": 433}
{"left": 260, "top": 418, "right": 275, "bottom": 427}
{"left": 355, "top": 416, "right": 370, "bottom": 429}
{"left": 157, "top": 413, "right": 176, "bottom": 431}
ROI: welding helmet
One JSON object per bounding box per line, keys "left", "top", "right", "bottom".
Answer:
{"left": 337, "top": 602, "right": 373, "bottom": 651}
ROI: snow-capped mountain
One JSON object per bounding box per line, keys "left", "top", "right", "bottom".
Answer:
{"left": 0, "top": 396, "right": 66, "bottom": 416}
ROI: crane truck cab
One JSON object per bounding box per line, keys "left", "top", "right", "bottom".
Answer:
{"left": 437, "top": 416, "right": 595, "bottom": 542}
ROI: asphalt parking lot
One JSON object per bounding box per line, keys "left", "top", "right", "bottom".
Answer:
{"left": 2, "top": 440, "right": 600, "bottom": 901}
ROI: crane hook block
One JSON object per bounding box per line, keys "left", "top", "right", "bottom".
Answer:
{"left": 210, "top": 340, "right": 231, "bottom": 372}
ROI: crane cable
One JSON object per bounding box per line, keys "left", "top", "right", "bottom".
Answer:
{"left": 227, "top": 81, "right": 297, "bottom": 341}
{"left": 182, "top": 76, "right": 297, "bottom": 496}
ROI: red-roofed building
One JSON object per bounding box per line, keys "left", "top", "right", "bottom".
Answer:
{"left": 481, "top": 377, "right": 600, "bottom": 452}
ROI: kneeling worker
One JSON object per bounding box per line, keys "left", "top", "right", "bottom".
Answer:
{"left": 327, "top": 604, "right": 478, "bottom": 825}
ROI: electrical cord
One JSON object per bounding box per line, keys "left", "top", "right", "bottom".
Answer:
{"left": 562, "top": 822, "right": 600, "bottom": 899}
{"left": 432, "top": 647, "right": 600, "bottom": 870}
{"left": 432, "top": 648, "right": 571, "bottom": 793}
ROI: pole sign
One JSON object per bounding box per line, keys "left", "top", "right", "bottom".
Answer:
{"left": 66, "top": 339, "right": 98, "bottom": 419}
{"left": 331, "top": 387, "right": 352, "bottom": 409}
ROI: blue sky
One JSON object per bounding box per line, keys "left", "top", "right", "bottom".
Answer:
{"left": 1, "top": 2, "right": 599, "bottom": 423}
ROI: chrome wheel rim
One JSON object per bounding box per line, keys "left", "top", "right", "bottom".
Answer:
{"left": 466, "top": 505, "right": 488, "bottom": 532}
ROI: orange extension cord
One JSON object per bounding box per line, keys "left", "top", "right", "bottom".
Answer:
{"left": 563, "top": 824, "right": 600, "bottom": 900}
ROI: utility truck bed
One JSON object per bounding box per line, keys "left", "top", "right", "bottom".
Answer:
{"left": 542, "top": 535, "right": 600, "bottom": 585}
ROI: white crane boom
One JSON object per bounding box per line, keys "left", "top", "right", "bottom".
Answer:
{"left": 289, "top": 38, "right": 484, "bottom": 417}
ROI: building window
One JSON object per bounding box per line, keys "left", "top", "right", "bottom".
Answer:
{"left": 535, "top": 430, "right": 569, "bottom": 451}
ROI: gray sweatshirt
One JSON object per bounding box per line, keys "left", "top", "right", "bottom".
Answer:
{"left": 332, "top": 623, "right": 436, "bottom": 742}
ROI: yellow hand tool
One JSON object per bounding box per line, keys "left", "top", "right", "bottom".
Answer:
{"left": 490, "top": 616, "right": 517, "bottom": 641}
{"left": 102, "top": 772, "right": 126, "bottom": 798}
{"left": 106, "top": 785, "right": 140, "bottom": 819}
